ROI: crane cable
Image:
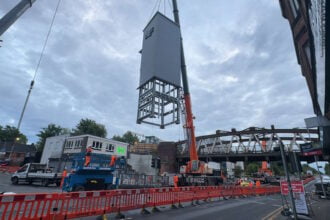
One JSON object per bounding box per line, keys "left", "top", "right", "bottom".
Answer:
{"left": 33, "top": 0, "right": 62, "bottom": 82}
{"left": 17, "top": 0, "right": 62, "bottom": 130}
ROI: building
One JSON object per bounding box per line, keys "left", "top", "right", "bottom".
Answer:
{"left": 157, "top": 142, "right": 177, "bottom": 174}
{"left": 279, "top": 0, "right": 330, "bottom": 156}
{"left": 224, "top": 161, "right": 244, "bottom": 177}
{"left": 40, "top": 134, "right": 69, "bottom": 164}
{"left": 0, "top": 142, "right": 36, "bottom": 166}
{"left": 62, "top": 135, "right": 128, "bottom": 157}
{"left": 129, "top": 136, "right": 162, "bottom": 154}
{"left": 43, "top": 134, "right": 129, "bottom": 171}
{"left": 127, "top": 153, "right": 158, "bottom": 175}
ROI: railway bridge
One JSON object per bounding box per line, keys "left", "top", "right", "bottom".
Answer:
{"left": 176, "top": 127, "right": 321, "bottom": 163}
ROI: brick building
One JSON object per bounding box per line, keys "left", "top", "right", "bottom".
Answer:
{"left": 279, "top": 0, "right": 330, "bottom": 156}
{"left": 0, "top": 142, "right": 36, "bottom": 165}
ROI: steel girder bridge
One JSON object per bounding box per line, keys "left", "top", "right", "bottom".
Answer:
{"left": 176, "top": 127, "right": 320, "bottom": 163}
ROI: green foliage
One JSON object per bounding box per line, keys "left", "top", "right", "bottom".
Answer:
{"left": 270, "top": 162, "right": 285, "bottom": 176}
{"left": 0, "top": 125, "right": 27, "bottom": 144}
{"left": 72, "top": 118, "right": 107, "bottom": 138}
{"left": 112, "top": 131, "right": 139, "bottom": 145}
{"left": 325, "top": 163, "right": 330, "bottom": 175}
{"left": 36, "top": 124, "right": 68, "bottom": 152}
{"left": 245, "top": 162, "right": 260, "bottom": 175}
{"left": 233, "top": 165, "right": 243, "bottom": 177}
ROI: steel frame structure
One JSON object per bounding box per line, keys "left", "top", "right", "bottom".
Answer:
{"left": 176, "top": 127, "right": 319, "bottom": 156}
{"left": 136, "top": 78, "right": 181, "bottom": 128}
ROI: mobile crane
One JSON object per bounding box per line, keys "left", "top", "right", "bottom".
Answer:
{"left": 0, "top": 0, "right": 37, "bottom": 37}
{"left": 171, "top": 0, "right": 206, "bottom": 175}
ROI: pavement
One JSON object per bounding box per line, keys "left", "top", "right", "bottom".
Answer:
{"left": 273, "top": 197, "right": 330, "bottom": 220}
{"left": 0, "top": 172, "right": 61, "bottom": 194}
{"left": 271, "top": 179, "right": 329, "bottom": 220}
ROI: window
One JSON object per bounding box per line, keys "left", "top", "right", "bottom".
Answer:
{"left": 74, "top": 139, "right": 82, "bottom": 149}
{"left": 289, "top": 0, "right": 299, "bottom": 19}
{"left": 65, "top": 141, "right": 73, "bottom": 149}
{"left": 92, "top": 141, "right": 102, "bottom": 150}
{"left": 17, "top": 165, "right": 28, "bottom": 173}
{"left": 106, "top": 144, "right": 115, "bottom": 152}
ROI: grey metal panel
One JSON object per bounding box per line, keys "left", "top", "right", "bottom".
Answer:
{"left": 304, "top": 116, "right": 330, "bottom": 128}
{"left": 139, "top": 12, "right": 181, "bottom": 87}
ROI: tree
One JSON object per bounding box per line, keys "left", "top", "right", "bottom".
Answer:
{"left": 325, "top": 163, "right": 330, "bottom": 175}
{"left": 72, "top": 118, "right": 107, "bottom": 138}
{"left": 245, "top": 162, "right": 260, "bottom": 175}
{"left": 36, "top": 124, "right": 68, "bottom": 152}
{"left": 112, "top": 131, "right": 139, "bottom": 145}
{"left": 270, "top": 162, "right": 285, "bottom": 176}
{"left": 233, "top": 166, "right": 243, "bottom": 177}
{"left": 0, "top": 125, "right": 27, "bottom": 144}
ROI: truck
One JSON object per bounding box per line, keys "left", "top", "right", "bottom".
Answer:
{"left": 11, "top": 163, "right": 62, "bottom": 186}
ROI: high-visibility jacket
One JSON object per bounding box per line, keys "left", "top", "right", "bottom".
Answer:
{"left": 110, "top": 155, "right": 117, "bottom": 167}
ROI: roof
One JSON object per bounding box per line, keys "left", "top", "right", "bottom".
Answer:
{"left": 66, "top": 134, "right": 129, "bottom": 146}
{"left": 0, "top": 142, "right": 37, "bottom": 153}
{"left": 143, "top": 11, "right": 179, "bottom": 32}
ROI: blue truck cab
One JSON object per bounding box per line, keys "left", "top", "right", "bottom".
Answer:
{"left": 62, "top": 153, "right": 125, "bottom": 192}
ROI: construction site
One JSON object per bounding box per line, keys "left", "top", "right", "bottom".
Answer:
{"left": 0, "top": 0, "right": 330, "bottom": 219}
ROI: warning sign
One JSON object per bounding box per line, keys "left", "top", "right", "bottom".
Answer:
{"left": 280, "top": 181, "right": 308, "bottom": 215}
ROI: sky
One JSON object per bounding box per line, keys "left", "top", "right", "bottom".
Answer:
{"left": 0, "top": 0, "right": 315, "bottom": 144}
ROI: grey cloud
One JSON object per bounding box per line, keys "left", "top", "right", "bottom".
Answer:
{"left": 0, "top": 0, "right": 314, "bottom": 144}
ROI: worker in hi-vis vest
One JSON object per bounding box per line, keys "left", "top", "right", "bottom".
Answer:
{"left": 84, "top": 146, "right": 92, "bottom": 166}
{"left": 110, "top": 155, "right": 117, "bottom": 167}
{"left": 173, "top": 175, "right": 179, "bottom": 188}
{"left": 60, "top": 167, "right": 67, "bottom": 188}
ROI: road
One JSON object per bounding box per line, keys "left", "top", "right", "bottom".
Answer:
{"left": 0, "top": 173, "right": 61, "bottom": 194}
{"left": 79, "top": 194, "right": 283, "bottom": 220}
{"left": 131, "top": 195, "right": 283, "bottom": 220}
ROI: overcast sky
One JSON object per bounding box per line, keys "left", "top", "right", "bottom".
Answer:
{"left": 0, "top": 0, "right": 314, "bottom": 144}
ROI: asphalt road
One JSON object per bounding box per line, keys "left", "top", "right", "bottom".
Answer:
{"left": 131, "top": 195, "right": 282, "bottom": 220}
{"left": 0, "top": 172, "right": 61, "bottom": 193}
{"left": 79, "top": 194, "right": 283, "bottom": 220}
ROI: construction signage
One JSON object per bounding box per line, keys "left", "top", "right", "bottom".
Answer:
{"left": 116, "top": 146, "right": 126, "bottom": 155}
{"left": 299, "top": 142, "right": 323, "bottom": 156}
{"left": 280, "top": 181, "right": 308, "bottom": 215}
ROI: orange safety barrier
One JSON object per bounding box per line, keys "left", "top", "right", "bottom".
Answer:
{"left": 0, "top": 185, "right": 281, "bottom": 220}
{"left": 0, "top": 166, "right": 20, "bottom": 173}
{"left": 303, "top": 176, "right": 315, "bottom": 185}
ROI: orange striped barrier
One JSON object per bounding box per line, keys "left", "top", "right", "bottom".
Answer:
{"left": 0, "top": 185, "right": 281, "bottom": 220}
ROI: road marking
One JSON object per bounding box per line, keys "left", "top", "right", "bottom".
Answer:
{"left": 253, "top": 201, "right": 266, "bottom": 205}
{"left": 261, "top": 206, "right": 282, "bottom": 220}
